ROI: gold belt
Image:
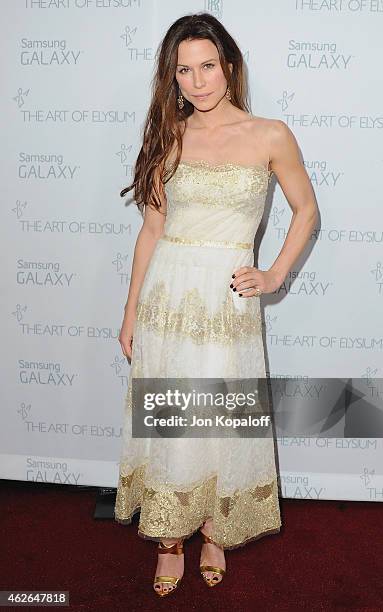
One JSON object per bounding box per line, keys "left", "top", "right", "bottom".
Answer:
{"left": 160, "top": 234, "right": 253, "bottom": 250}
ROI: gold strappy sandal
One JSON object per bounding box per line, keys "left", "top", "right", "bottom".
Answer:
{"left": 199, "top": 529, "right": 226, "bottom": 587}
{"left": 153, "top": 539, "right": 184, "bottom": 597}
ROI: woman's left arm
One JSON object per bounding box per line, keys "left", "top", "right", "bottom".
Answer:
{"left": 232, "top": 119, "right": 319, "bottom": 296}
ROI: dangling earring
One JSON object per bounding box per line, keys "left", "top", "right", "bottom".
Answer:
{"left": 177, "top": 89, "right": 184, "bottom": 109}
{"left": 225, "top": 86, "right": 231, "bottom": 100}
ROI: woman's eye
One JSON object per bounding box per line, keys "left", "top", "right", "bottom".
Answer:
{"left": 178, "top": 64, "right": 215, "bottom": 74}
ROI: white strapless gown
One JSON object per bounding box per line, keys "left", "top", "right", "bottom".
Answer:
{"left": 114, "top": 158, "right": 282, "bottom": 550}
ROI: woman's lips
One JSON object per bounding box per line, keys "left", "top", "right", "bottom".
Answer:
{"left": 193, "top": 93, "right": 211, "bottom": 100}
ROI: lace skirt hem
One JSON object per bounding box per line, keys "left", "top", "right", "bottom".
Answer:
{"left": 114, "top": 463, "right": 282, "bottom": 550}
{"left": 115, "top": 506, "right": 281, "bottom": 551}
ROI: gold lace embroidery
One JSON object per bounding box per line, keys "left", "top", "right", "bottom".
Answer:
{"left": 163, "top": 158, "right": 270, "bottom": 217}
{"left": 160, "top": 234, "right": 253, "bottom": 250}
{"left": 114, "top": 462, "right": 281, "bottom": 550}
{"left": 178, "top": 159, "right": 272, "bottom": 177}
{"left": 135, "top": 280, "right": 261, "bottom": 345}
{"left": 166, "top": 159, "right": 270, "bottom": 195}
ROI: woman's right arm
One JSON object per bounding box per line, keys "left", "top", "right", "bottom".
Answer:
{"left": 119, "top": 195, "right": 167, "bottom": 361}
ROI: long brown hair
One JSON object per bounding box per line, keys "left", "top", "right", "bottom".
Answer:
{"left": 120, "top": 12, "right": 250, "bottom": 214}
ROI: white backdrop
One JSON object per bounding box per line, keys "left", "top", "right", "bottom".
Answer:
{"left": 1, "top": 0, "right": 382, "bottom": 502}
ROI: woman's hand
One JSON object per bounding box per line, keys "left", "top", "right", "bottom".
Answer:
{"left": 230, "top": 266, "right": 282, "bottom": 297}
{"left": 118, "top": 313, "right": 136, "bottom": 362}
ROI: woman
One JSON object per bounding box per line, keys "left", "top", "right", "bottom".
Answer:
{"left": 115, "top": 12, "right": 318, "bottom": 597}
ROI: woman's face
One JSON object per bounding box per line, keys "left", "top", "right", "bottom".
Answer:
{"left": 175, "top": 38, "right": 232, "bottom": 111}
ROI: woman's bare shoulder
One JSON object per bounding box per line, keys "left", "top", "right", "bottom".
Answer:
{"left": 251, "top": 116, "right": 293, "bottom": 148}
{"left": 251, "top": 114, "right": 284, "bottom": 133}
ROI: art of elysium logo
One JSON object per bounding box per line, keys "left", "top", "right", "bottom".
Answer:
{"left": 295, "top": 1, "right": 383, "bottom": 13}
{"left": 112, "top": 252, "right": 131, "bottom": 284}
{"left": 276, "top": 89, "right": 382, "bottom": 128}
{"left": 12, "top": 87, "right": 135, "bottom": 123}
{"left": 12, "top": 303, "right": 121, "bottom": 341}
{"left": 371, "top": 261, "right": 383, "bottom": 294}
{"left": 120, "top": 24, "right": 153, "bottom": 60}
{"left": 11, "top": 198, "right": 132, "bottom": 236}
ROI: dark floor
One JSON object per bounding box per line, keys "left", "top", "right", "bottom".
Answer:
{"left": 1, "top": 479, "right": 382, "bottom": 611}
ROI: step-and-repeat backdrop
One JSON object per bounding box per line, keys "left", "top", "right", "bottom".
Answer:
{"left": 1, "top": 1, "right": 382, "bottom": 502}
